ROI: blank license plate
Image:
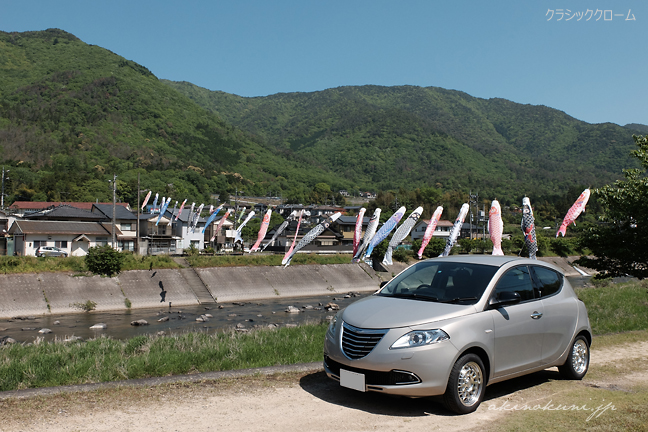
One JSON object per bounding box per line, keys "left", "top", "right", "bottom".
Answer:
{"left": 340, "top": 369, "right": 365, "bottom": 392}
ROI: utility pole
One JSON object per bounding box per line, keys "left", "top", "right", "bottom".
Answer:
{"left": 1, "top": 167, "right": 8, "bottom": 210}
{"left": 469, "top": 191, "right": 479, "bottom": 240}
{"left": 110, "top": 174, "right": 117, "bottom": 248}
{"left": 136, "top": 173, "right": 140, "bottom": 255}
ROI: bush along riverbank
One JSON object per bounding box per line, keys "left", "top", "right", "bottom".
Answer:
{"left": 1, "top": 279, "right": 648, "bottom": 392}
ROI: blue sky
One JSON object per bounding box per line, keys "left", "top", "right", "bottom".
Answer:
{"left": 1, "top": 0, "right": 646, "bottom": 126}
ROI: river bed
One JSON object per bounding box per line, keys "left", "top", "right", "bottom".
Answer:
{"left": 0, "top": 292, "right": 371, "bottom": 344}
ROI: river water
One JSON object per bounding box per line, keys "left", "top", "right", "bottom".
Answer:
{"left": 0, "top": 292, "right": 371, "bottom": 344}
{"left": 1, "top": 276, "right": 595, "bottom": 344}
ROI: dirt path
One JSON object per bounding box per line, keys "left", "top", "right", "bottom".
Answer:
{"left": 1, "top": 342, "right": 646, "bottom": 432}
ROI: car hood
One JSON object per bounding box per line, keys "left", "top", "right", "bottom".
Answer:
{"left": 341, "top": 295, "right": 476, "bottom": 329}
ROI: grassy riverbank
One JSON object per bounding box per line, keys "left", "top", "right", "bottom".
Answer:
{"left": 1, "top": 279, "right": 647, "bottom": 392}
{"left": 0, "top": 253, "right": 355, "bottom": 274}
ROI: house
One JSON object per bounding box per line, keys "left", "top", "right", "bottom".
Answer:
{"left": 91, "top": 204, "right": 139, "bottom": 252}
{"left": 411, "top": 219, "right": 455, "bottom": 241}
{"left": 263, "top": 219, "right": 346, "bottom": 254}
{"left": 21, "top": 204, "right": 139, "bottom": 252}
{"left": 137, "top": 213, "right": 179, "bottom": 255}
{"left": 0, "top": 210, "right": 18, "bottom": 255}
{"left": 165, "top": 207, "right": 207, "bottom": 251}
{"left": 205, "top": 215, "right": 234, "bottom": 250}
{"left": 334, "top": 215, "right": 369, "bottom": 247}
{"left": 9, "top": 201, "right": 131, "bottom": 217}
{"left": 8, "top": 220, "right": 121, "bottom": 257}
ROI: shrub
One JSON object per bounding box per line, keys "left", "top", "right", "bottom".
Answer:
{"left": 85, "top": 245, "right": 124, "bottom": 277}
{"left": 458, "top": 238, "right": 473, "bottom": 254}
{"left": 551, "top": 237, "right": 574, "bottom": 257}
{"left": 72, "top": 300, "right": 97, "bottom": 312}
{"left": 392, "top": 248, "right": 409, "bottom": 263}
{"left": 184, "top": 244, "right": 199, "bottom": 256}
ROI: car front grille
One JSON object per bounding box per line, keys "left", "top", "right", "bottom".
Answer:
{"left": 341, "top": 322, "right": 387, "bottom": 360}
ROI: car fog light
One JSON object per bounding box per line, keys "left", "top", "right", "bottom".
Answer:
{"left": 390, "top": 329, "right": 449, "bottom": 349}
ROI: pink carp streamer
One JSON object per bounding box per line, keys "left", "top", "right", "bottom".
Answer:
{"left": 251, "top": 209, "right": 273, "bottom": 252}
{"left": 141, "top": 191, "right": 152, "bottom": 210}
{"left": 211, "top": 210, "right": 231, "bottom": 242}
{"left": 353, "top": 208, "right": 381, "bottom": 262}
{"left": 282, "top": 210, "right": 304, "bottom": 264}
{"left": 352, "top": 208, "right": 366, "bottom": 256}
{"left": 175, "top": 199, "right": 188, "bottom": 221}
{"left": 417, "top": 206, "right": 443, "bottom": 259}
{"left": 488, "top": 200, "right": 504, "bottom": 255}
{"left": 557, "top": 188, "right": 590, "bottom": 237}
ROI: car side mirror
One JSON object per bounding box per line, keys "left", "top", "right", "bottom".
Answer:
{"left": 489, "top": 291, "right": 521, "bottom": 308}
{"left": 379, "top": 281, "right": 388, "bottom": 288}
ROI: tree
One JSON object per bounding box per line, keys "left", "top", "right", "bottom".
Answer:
{"left": 576, "top": 135, "right": 648, "bottom": 279}
{"left": 85, "top": 245, "right": 124, "bottom": 277}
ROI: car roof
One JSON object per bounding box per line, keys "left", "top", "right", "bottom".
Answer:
{"left": 422, "top": 255, "right": 563, "bottom": 273}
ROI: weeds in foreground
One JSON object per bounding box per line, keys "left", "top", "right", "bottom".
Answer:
{"left": 0, "top": 323, "right": 329, "bottom": 392}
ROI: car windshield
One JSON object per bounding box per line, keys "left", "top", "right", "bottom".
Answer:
{"left": 377, "top": 261, "right": 499, "bottom": 305}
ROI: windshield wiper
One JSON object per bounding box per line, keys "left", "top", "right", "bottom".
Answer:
{"left": 440, "top": 297, "right": 478, "bottom": 304}
{"left": 384, "top": 293, "right": 439, "bottom": 302}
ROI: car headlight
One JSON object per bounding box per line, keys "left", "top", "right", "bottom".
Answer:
{"left": 326, "top": 314, "right": 338, "bottom": 339}
{"left": 390, "top": 329, "right": 450, "bottom": 349}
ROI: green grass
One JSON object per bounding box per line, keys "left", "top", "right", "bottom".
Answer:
{"left": 0, "top": 323, "right": 328, "bottom": 391}
{"left": 575, "top": 279, "right": 648, "bottom": 334}
{"left": 0, "top": 253, "right": 349, "bottom": 274}
{"left": 0, "top": 254, "right": 181, "bottom": 275}
{"left": 186, "top": 253, "right": 353, "bottom": 267}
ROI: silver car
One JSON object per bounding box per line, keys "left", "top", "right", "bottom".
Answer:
{"left": 324, "top": 256, "right": 591, "bottom": 414}
{"left": 35, "top": 246, "right": 68, "bottom": 257}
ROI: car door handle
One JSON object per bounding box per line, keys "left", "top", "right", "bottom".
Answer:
{"left": 530, "top": 311, "right": 543, "bottom": 319}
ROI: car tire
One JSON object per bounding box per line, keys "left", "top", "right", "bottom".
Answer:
{"left": 443, "top": 353, "right": 486, "bottom": 414}
{"left": 558, "top": 335, "right": 589, "bottom": 380}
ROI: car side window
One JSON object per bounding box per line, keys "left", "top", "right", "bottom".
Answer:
{"left": 493, "top": 266, "right": 536, "bottom": 302}
{"left": 531, "top": 266, "right": 563, "bottom": 298}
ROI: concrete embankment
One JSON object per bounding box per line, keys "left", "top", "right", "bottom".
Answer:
{"left": 0, "top": 262, "right": 409, "bottom": 319}
{"left": 0, "top": 256, "right": 590, "bottom": 319}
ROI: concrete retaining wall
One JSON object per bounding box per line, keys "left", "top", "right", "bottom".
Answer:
{"left": 0, "top": 257, "right": 584, "bottom": 319}
{"left": 0, "top": 263, "right": 392, "bottom": 319}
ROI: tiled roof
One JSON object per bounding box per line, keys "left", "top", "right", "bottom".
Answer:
{"left": 8, "top": 220, "right": 120, "bottom": 236}
{"left": 92, "top": 203, "right": 138, "bottom": 220}
{"left": 23, "top": 205, "right": 104, "bottom": 220}
{"left": 10, "top": 201, "right": 131, "bottom": 211}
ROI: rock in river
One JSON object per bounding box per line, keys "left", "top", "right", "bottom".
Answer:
{"left": 130, "top": 320, "right": 149, "bottom": 326}
{"left": 90, "top": 323, "right": 107, "bottom": 329}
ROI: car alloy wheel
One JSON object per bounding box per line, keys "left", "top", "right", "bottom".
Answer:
{"left": 559, "top": 335, "right": 589, "bottom": 379}
{"left": 443, "top": 353, "right": 486, "bottom": 414}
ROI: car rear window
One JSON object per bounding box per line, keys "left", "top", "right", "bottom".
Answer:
{"left": 531, "top": 266, "right": 563, "bottom": 298}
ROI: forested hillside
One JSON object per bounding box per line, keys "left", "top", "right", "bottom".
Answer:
{"left": 165, "top": 81, "right": 643, "bottom": 205}
{"left": 0, "top": 28, "right": 642, "bottom": 213}
{"left": 0, "top": 29, "right": 345, "bottom": 206}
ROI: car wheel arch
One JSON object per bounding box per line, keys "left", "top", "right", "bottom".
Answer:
{"left": 456, "top": 346, "right": 491, "bottom": 385}
{"left": 578, "top": 330, "right": 592, "bottom": 347}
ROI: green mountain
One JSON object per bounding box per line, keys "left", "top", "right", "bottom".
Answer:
{"left": 0, "top": 28, "right": 642, "bottom": 210}
{"left": 163, "top": 81, "right": 643, "bottom": 202}
{"left": 0, "top": 29, "right": 343, "bottom": 205}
